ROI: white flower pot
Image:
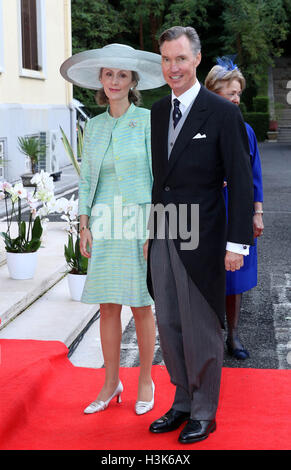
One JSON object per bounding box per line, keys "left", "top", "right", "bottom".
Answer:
{"left": 67, "top": 273, "right": 87, "bottom": 301}
{"left": 6, "top": 251, "right": 38, "bottom": 280}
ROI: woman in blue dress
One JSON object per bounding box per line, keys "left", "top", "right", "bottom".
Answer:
{"left": 60, "top": 44, "right": 165, "bottom": 414}
{"left": 205, "top": 58, "right": 264, "bottom": 360}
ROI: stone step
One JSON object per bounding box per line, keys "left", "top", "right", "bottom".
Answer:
{"left": 0, "top": 219, "right": 135, "bottom": 361}
{"left": 279, "top": 118, "right": 291, "bottom": 123}
{"left": 0, "top": 221, "right": 69, "bottom": 329}
{"left": 273, "top": 88, "right": 290, "bottom": 97}
{"left": 273, "top": 71, "right": 291, "bottom": 80}
{"left": 0, "top": 276, "right": 99, "bottom": 349}
{"left": 69, "top": 305, "right": 135, "bottom": 368}
{"left": 274, "top": 57, "right": 291, "bottom": 65}
{"left": 278, "top": 128, "right": 291, "bottom": 142}
{"left": 272, "top": 92, "right": 290, "bottom": 101}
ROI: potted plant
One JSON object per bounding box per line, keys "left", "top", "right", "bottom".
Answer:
{"left": 65, "top": 229, "right": 88, "bottom": 301}
{"left": 268, "top": 102, "right": 284, "bottom": 141}
{"left": 57, "top": 195, "right": 88, "bottom": 301}
{"left": 59, "top": 125, "right": 88, "bottom": 300}
{"left": 18, "top": 135, "right": 47, "bottom": 186}
{"left": 0, "top": 182, "right": 42, "bottom": 279}
{"left": 60, "top": 121, "right": 87, "bottom": 175}
{"left": 0, "top": 171, "right": 56, "bottom": 279}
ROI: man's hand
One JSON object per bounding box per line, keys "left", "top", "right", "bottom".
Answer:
{"left": 225, "top": 250, "right": 244, "bottom": 272}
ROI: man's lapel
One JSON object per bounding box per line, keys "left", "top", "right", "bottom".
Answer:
{"left": 165, "top": 86, "right": 212, "bottom": 178}
{"left": 157, "top": 95, "right": 171, "bottom": 172}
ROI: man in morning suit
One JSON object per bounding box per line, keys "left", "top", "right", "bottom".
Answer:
{"left": 147, "top": 26, "right": 254, "bottom": 444}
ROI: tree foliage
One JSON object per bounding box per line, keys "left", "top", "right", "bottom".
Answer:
{"left": 71, "top": 0, "right": 127, "bottom": 53}
{"left": 221, "top": 0, "right": 290, "bottom": 91}
{"left": 163, "top": 0, "right": 213, "bottom": 32}
{"left": 117, "top": 0, "right": 167, "bottom": 52}
{"left": 70, "top": 0, "right": 291, "bottom": 111}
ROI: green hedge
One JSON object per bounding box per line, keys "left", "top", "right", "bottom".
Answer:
{"left": 239, "top": 102, "right": 247, "bottom": 114}
{"left": 253, "top": 96, "right": 269, "bottom": 113}
{"left": 242, "top": 112, "right": 269, "bottom": 141}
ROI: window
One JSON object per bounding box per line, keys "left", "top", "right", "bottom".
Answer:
{"left": 21, "top": 0, "right": 39, "bottom": 71}
{"left": 0, "top": 139, "right": 7, "bottom": 180}
{"left": 0, "top": 0, "right": 4, "bottom": 73}
{"left": 18, "top": 0, "right": 46, "bottom": 79}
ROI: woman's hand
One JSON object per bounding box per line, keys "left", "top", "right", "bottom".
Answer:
{"left": 143, "top": 239, "right": 149, "bottom": 261}
{"left": 253, "top": 213, "right": 264, "bottom": 238}
{"left": 80, "top": 228, "right": 93, "bottom": 258}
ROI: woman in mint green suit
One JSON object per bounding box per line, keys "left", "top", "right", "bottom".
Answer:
{"left": 60, "top": 44, "right": 165, "bottom": 416}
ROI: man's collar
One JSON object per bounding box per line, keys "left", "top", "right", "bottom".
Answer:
{"left": 171, "top": 81, "right": 201, "bottom": 109}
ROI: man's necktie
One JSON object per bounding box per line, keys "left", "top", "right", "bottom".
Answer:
{"left": 173, "top": 98, "right": 182, "bottom": 129}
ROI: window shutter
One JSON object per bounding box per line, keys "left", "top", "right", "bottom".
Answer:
{"left": 21, "top": 0, "right": 39, "bottom": 71}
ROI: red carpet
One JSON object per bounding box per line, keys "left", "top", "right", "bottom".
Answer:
{"left": 0, "top": 339, "right": 290, "bottom": 450}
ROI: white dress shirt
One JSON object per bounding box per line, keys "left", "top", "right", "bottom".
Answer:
{"left": 171, "top": 81, "right": 249, "bottom": 256}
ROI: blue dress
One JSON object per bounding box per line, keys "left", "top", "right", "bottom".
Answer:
{"left": 224, "top": 122, "right": 264, "bottom": 295}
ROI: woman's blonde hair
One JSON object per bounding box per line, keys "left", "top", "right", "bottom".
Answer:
{"left": 95, "top": 69, "right": 141, "bottom": 107}
{"left": 205, "top": 65, "right": 246, "bottom": 94}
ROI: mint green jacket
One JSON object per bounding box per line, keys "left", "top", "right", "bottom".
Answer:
{"left": 78, "top": 104, "right": 153, "bottom": 217}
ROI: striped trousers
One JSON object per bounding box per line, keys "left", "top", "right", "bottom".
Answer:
{"left": 150, "top": 236, "right": 224, "bottom": 420}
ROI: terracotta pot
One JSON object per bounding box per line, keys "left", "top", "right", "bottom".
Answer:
{"left": 269, "top": 120, "right": 278, "bottom": 132}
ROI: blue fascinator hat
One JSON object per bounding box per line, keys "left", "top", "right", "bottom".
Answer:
{"left": 216, "top": 55, "right": 238, "bottom": 71}
{"left": 214, "top": 55, "right": 239, "bottom": 79}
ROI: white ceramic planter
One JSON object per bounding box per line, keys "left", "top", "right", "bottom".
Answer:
{"left": 67, "top": 273, "right": 87, "bottom": 301}
{"left": 6, "top": 251, "right": 38, "bottom": 280}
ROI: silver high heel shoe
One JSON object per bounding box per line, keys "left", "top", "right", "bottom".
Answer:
{"left": 135, "top": 381, "right": 155, "bottom": 415}
{"left": 84, "top": 380, "right": 123, "bottom": 414}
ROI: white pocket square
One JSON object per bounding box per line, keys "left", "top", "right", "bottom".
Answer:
{"left": 193, "top": 133, "right": 206, "bottom": 139}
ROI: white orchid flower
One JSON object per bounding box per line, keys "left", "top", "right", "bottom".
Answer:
{"left": 8, "top": 183, "right": 27, "bottom": 203}
{"left": 36, "top": 188, "right": 54, "bottom": 203}
{"left": 36, "top": 205, "right": 50, "bottom": 218}
{"left": 56, "top": 197, "right": 69, "bottom": 213}
{"left": 0, "top": 181, "right": 12, "bottom": 192}
{"left": 31, "top": 170, "right": 55, "bottom": 193}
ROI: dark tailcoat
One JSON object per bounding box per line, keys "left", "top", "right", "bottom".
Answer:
{"left": 147, "top": 85, "right": 254, "bottom": 327}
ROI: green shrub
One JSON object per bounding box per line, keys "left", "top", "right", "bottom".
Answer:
{"left": 239, "top": 102, "right": 247, "bottom": 114}
{"left": 242, "top": 112, "right": 269, "bottom": 141}
{"left": 140, "top": 85, "right": 170, "bottom": 109}
{"left": 253, "top": 96, "right": 269, "bottom": 113}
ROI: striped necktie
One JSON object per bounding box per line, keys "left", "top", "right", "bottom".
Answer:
{"left": 173, "top": 98, "right": 182, "bottom": 129}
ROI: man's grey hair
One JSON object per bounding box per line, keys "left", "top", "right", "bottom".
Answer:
{"left": 159, "top": 26, "right": 201, "bottom": 56}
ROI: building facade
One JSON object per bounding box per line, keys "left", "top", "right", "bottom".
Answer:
{"left": 0, "top": 0, "right": 75, "bottom": 182}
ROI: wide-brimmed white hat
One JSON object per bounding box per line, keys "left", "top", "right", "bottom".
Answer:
{"left": 60, "top": 43, "right": 166, "bottom": 91}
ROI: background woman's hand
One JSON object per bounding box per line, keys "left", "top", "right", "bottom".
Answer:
{"left": 80, "top": 228, "right": 92, "bottom": 258}
{"left": 253, "top": 213, "right": 264, "bottom": 238}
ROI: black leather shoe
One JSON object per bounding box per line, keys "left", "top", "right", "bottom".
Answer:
{"left": 149, "top": 409, "right": 190, "bottom": 433}
{"left": 178, "top": 419, "right": 216, "bottom": 444}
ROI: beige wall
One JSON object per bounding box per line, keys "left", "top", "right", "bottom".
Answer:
{"left": 0, "top": 0, "right": 72, "bottom": 105}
